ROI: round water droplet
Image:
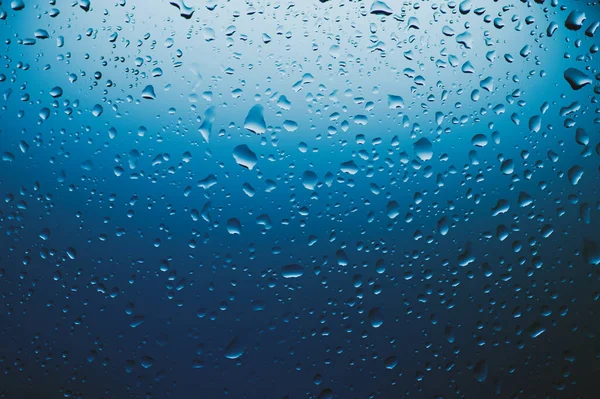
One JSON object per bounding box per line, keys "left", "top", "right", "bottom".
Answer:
{"left": 414, "top": 138, "right": 433, "bottom": 161}
{"left": 368, "top": 307, "right": 384, "bottom": 328}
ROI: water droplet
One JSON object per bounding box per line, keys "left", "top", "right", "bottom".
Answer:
{"left": 368, "top": 307, "right": 384, "bottom": 328}
{"left": 568, "top": 165, "right": 584, "bottom": 185}
{"left": 142, "top": 85, "right": 156, "bottom": 99}
{"left": 170, "top": 0, "right": 195, "bottom": 19}
{"left": 302, "top": 171, "right": 318, "bottom": 190}
{"left": 565, "top": 10, "right": 586, "bottom": 31}
{"left": 387, "top": 94, "right": 405, "bottom": 109}
{"left": 564, "top": 68, "right": 592, "bottom": 90}
{"left": 91, "top": 104, "right": 103, "bottom": 117}
{"left": 224, "top": 336, "right": 245, "bottom": 359}
{"left": 78, "top": 0, "right": 91, "bottom": 12}
{"left": 50, "top": 86, "right": 63, "bottom": 98}
{"left": 340, "top": 161, "right": 359, "bottom": 175}
{"left": 414, "top": 138, "right": 433, "bottom": 161}
{"left": 474, "top": 359, "right": 488, "bottom": 382}
{"left": 233, "top": 145, "right": 257, "bottom": 170}
{"left": 384, "top": 356, "right": 398, "bottom": 369}
{"left": 11, "top": 0, "right": 25, "bottom": 11}
{"left": 583, "top": 239, "right": 600, "bottom": 265}
{"left": 370, "top": 1, "right": 392, "bottom": 15}
{"left": 244, "top": 104, "right": 266, "bottom": 134}
{"left": 226, "top": 218, "right": 242, "bottom": 235}
{"left": 281, "top": 264, "right": 304, "bottom": 278}
{"left": 386, "top": 201, "right": 400, "bottom": 219}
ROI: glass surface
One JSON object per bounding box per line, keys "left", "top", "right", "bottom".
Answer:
{"left": 0, "top": 1, "right": 599, "bottom": 398}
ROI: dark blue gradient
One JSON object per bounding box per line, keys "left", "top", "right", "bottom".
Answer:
{"left": 1, "top": 1, "right": 600, "bottom": 398}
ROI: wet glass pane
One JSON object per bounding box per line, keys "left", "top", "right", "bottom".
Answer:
{"left": 0, "top": 1, "right": 599, "bottom": 398}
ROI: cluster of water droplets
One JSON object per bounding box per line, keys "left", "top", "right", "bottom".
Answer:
{"left": 0, "top": 0, "right": 599, "bottom": 398}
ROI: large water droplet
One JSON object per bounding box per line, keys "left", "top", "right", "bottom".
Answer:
{"left": 368, "top": 307, "right": 384, "bottom": 328}
{"left": 226, "top": 218, "right": 242, "bottom": 235}
{"left": 370, "top": 1, "right": 392, "bottom": 15}
{"left": 565, "top": 10, "right": 586, "bottom": 31}
{"left": 583, "top": 239, "right": 600, "bottom": 265}
{"left": 224, "top": 336, "right": 245, "bottom": 359}
{"left": 281, "top": 264, "right": 304, "bottom": 278}
{"left": 414, "top": 138, "right": 433, "bottom": 161}
{"left": 244, "top": 104, "right": 266, "bottom": 134}
{"left": 11, "top": 0, "right": 25, "bottom": 11}
{"left": 233, "top": 145, "right": 257, "bottom": 170}
{"left": 302, "top": 171, "right": 318, "bottom": 190}
{"left": 568, "top": 165, "right": 584, "bottom": 185}
{"left": 142, "top": 85, "right": 156, "bottom": 99}
{"left": 564, "top": 68, "right": 592, "bottom": 90}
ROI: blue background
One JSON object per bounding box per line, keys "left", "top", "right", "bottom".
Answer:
{"left": 1, "top": 0, "right": 600, "bottom": 398}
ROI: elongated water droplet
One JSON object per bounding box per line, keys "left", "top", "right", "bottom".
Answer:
{"left": 281, "top": 264, "right": 304, "bottom": 278}
{"left": 564, "top": 68, "right": 592, "bottom": 90}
